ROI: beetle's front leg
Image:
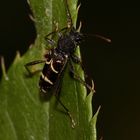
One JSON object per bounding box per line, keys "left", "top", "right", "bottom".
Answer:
{"left": 44, "top": 28, "right": 58, "bottom": 47}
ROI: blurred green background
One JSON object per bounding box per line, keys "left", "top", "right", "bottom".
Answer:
{"left": 0, "top": 0, "right": 140, "bottom": 140}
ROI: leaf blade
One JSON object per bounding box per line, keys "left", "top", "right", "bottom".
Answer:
{"left": 0, "top": 0, "right": 99, "bottom": 140}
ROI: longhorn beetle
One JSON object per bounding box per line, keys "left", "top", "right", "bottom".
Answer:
{"left": 25, "top": 0, "right": 109, "bottom": 128}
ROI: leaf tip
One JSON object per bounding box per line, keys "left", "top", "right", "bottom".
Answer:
{"left": 29, "top": 44, "right": 34, "bottom": 49}
{"left": 13, "top": 51, "right": 21, "bottom": 64}
{"left": 91, "top": 80, "right": 96, "bottom": 94}
{"left": 84, "top": 80, "right": 96, "bottom": 121}
{"left": 77, "top": 21, "right": 82, "bottom": 32}
{"left": 77, "top": 3, "right": 81, "bottom": 13}
{"left": 27, "top": 0, "right": 30, "bottom": 6}
{"left": 29, "top": 14, "right": 36, "bottom": 23}
{"left": 91, "top": 106, "right": 101, "bottom": 123}
{"left": 0, "top": 56, "right": 9, "bottom": 80}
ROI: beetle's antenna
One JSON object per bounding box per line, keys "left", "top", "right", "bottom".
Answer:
{"left": 84, "top": 33, "right": 111, "bottom": 43}
{"left": 92, "top": 34, "right": 111, "bottom": 43}
{"left": 65, "top": 0, "right": 73, "bottom": 28}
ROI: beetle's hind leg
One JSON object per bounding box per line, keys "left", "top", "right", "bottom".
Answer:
{"left": 53, "top": 76, "right": 76, "bottom": 128}
{"left": 55, "top": 95, "right": 76, "bottom": 128}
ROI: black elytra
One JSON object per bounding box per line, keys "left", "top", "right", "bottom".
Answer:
{"left": 25, "top": 0, "right": 90, "bottom": 128}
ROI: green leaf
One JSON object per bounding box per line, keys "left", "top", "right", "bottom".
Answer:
{"left": 0, "top": 0, "right": 99, "bottom": 140}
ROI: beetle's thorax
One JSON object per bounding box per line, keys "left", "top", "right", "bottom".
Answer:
{"left": 57, "top": 28, "right": 83, "bottom": 55}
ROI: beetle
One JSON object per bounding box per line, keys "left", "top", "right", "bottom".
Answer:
{"left": 25, "top": 0, "right": 111, "bottom": 127}
{"left": 25, "top": 0, "right": 92, "bottom": 128}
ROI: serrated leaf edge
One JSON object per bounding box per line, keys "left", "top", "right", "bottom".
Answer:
{"left": 0, "top": 56, "right": 9, "bottom": 81}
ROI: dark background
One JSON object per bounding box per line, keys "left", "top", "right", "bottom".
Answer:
{"left": 0, "top": 0, "right": 140, "bottom": 140}
{"left": 79, "top": 1, "right": 140, "bottom": 140}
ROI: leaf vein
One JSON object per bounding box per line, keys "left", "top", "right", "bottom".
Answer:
{"left": 20, "top": 76, "right": 38, "bottom": 106}
{"left": 5, "top": 111, "right": 18, "bottom": 140}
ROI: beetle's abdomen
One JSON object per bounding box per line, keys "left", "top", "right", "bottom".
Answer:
{"left": 39, "top": 57, "right": 64, "bottom": 93}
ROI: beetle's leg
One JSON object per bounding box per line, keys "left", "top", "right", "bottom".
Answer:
{"left": 25, "top": 60, "right": 46, "bottom": 76}
{"left": 50, "top": 59, "right": 76, "bottom": 128}
{"left": 71, "top": 54, "right": 82, "bottom": 64}
{"left": 45, "top": 38, "right": 56, "bottom": 46}
{"left": 45, "top": 31, "right": 56, "bottom": 46}
{"left": 45, "top": 26, "right": 68, "bottom": 46}
{"left": 55, "top": 95, "right": 76, "bottom": 128}
{"left": 59, "top": 27, "right": 68, "bottom": 33}
{"left": 53, "top": 76, "right": 76, "bottom": 128}
{"left": 71, "top": 54, "right": 89, "bottom": 78}
{"left": 69, "top": 59, "right": 93, "bottom": 91}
